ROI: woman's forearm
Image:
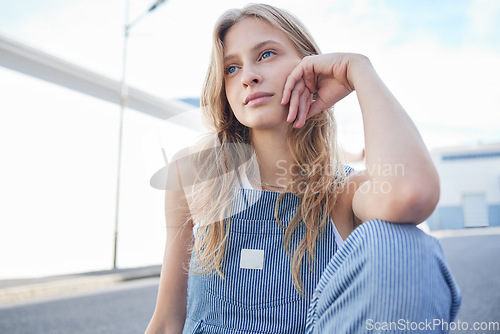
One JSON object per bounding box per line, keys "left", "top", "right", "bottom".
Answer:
{"left": 348, "top": 55, "right": 439, "bottom": 221}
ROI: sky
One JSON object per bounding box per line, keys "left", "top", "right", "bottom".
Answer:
{"left": 1, "top": 0, "right": 500, "bottom": 153}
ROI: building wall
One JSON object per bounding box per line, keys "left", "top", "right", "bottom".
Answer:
{"left": 427, "top": 147, "right": 500, "bottom": 230}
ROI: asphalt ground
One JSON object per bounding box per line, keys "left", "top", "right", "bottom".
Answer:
{"left": 0, "top": 265, "right": 161, "bottom": 304}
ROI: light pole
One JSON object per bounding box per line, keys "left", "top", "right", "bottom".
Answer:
{"left": 113, "top": 0, "right": 168, "bottom": 269}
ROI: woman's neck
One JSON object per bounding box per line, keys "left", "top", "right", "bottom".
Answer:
{"left": 249, "top": 126, "right": 294, "bottom": 188}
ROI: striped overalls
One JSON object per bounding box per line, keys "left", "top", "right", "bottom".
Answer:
{"left": 182, "top": 177, "right": 461, "bottom": 333}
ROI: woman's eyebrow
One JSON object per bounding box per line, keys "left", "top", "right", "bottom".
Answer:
{"left": 223, "top": 40, "right": 282, "bottom": 63}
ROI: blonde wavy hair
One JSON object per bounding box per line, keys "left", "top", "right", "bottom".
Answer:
{"left": 183, "top": 3, "right": 347, "bottom": 297}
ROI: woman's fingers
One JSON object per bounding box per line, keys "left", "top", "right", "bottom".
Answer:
{"left": 282, "top": 61, "right": 317, "bottom": 104}
{"left": 282, "top": 64, "right": 306, "bottom": 105}
{"left": 301, "top": 59, "right": 318, "bottom": 96}
{"left": 283, "top": 61, "right": 317, "bottom": 128}
{"left": 283, "top": 54, "right": 355, "bottom": 127}
{"left": 294, "top": 88, "right": 312, "bottom": 128}
{"left": 287, "top": 78, "right": 306, "bottom": 123}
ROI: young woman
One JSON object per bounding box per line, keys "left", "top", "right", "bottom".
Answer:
{"left": 146, "top": 4, "right": 461, "bottom": 334}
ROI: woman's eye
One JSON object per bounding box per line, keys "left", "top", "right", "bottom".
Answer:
{"left": 260, "top": 51, "right": 275, "bottom": 60}
{"left": 226, "top": 66, "right": 238, "bottom": 75}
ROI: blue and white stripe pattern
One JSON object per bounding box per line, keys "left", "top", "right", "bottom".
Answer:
{"left": 305, "top": 219, "right": 462, "bottom": 334}
{"left": 183, "top": 165, "right": 462, "bottom": 333}
{"left": 183, "top": 188, "right": 340, "bottom": 333}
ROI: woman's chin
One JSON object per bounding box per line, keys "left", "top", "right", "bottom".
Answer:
{"left": 247, "top": 120, "right": 290, "bottom": 131}
{"left": 242, "top": 113, "right": 289, "bottom": 130}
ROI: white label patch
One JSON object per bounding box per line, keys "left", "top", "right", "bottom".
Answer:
{"left": 240, "top": 249, "right": 264, "bottom": 269}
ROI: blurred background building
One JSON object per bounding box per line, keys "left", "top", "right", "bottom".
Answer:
{"left": 428, "top": 142, "right": 500, "bottom": 230}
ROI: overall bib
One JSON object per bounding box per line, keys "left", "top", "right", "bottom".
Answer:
{"left": 183, "top": 187, "right": 339, "bottom": 334}
{"left": 182, "top": 168, "right": 462, "bottom": 333}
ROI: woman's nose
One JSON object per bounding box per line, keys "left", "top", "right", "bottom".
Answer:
{"left": 241, "top": 66, "right": 262, "bottom": 87}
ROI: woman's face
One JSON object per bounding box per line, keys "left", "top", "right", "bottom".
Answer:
{"left": 222, "top": 17, "right": 302, "bottom": 130}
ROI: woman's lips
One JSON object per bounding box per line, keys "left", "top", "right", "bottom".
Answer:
{"left": 244, "top": 92, "right": 274, "bottom": 106}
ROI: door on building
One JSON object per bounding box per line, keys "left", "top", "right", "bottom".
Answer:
{"left": 462, "top": 193, "right": 489, "bottom": 227}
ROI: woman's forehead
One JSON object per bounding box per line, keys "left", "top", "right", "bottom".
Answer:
{"left": 222, "top": 17, "right": 293, "bottom": 56}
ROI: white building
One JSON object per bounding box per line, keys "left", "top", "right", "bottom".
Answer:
{"left": 428, "top": 142, "right": 500, "bottom": 230}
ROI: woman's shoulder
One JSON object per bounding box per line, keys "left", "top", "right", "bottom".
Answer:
{"left": 171, "top": 133, "right": 216, "bottom": 170}
{"left": 170, "top": 134, "right": 222, "bottom": 190}
{"left": 170, "top": 146, "right": 200, "bottom": 191}
{"left": 171, "top": 146, "right": 192, "bottom": 161}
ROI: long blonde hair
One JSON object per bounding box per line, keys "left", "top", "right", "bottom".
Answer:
{"left": 184, "top": 3, "right": 346, "bottom": 297}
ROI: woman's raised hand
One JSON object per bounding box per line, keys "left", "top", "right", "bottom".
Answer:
{"left": 281, "top": 53, "right": 369, "bottom": 128}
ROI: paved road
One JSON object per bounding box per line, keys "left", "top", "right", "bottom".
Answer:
{"left": 440, "top": 234, "right": 500, "bottom": 334}
{"left": 0, "top": 278, "right": 159, "bottom": 334}
{"left": 0, "top": 234, "right": 498, "bottom": 334}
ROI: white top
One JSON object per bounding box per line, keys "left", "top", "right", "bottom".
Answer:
{"left": 240, "top": 173, "right": 344, "bottom": 249}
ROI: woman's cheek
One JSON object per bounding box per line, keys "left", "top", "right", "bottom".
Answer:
{"left": 225, "top": 87, "right": 237, "bottom": 111}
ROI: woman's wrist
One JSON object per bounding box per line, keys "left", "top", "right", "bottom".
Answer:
{"left": 346, "top": 53, "right": 375, "bottom": 91}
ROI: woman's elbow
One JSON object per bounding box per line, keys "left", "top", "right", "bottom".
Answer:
{"left": 388, "top": 178, "right": 440, "bottom": 224}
